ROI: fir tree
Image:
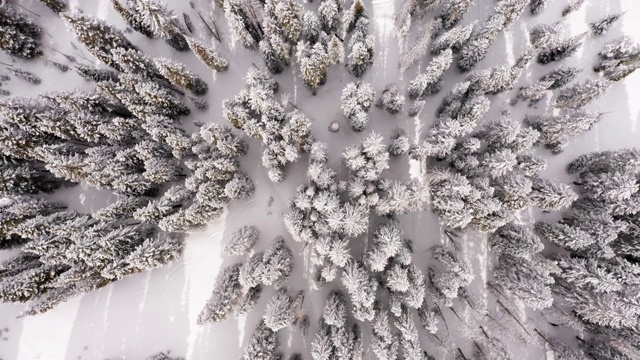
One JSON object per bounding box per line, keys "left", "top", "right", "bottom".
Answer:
{"left": 529, "top": 177, "right": 577, "bottom": 211}
{"left": 525, "top": 110, "right": 604, "bottom": 154}
{"left": 537, "top": 33, "right": 586, "bottom": 65}
{"left": 0, "top": 3, "right": 43, "bottom": 59}
{"left": 590, "top": 13, "right": 623, "bottom": 36}
{"left": 111, "top": 0, "right": 154, "bottom": 37}
{"left": 61, "top": 12, "right": 136, "bottom": 72}
{"left": 431, "top": 21, "right": 476, "bottom": 55}
{"left": 376, "top": 84, "right": 405, "bottom": 114}
{"left": 341, "top": 81, "right": 375, "bottom": 132}
{"left": 296, "top": 41, "right": 329, "bottom": 94}
{"left": 408, "top": 49, "right": 453, "bottom": 99}
{"left": 197, "top": 263, "right": 243, "bottom": 324}
{"left": 224, "top": 0, "right": 263, "bottom": 49}
{"left": 438, "top": 0, "right": 474, "bottom": 29}
{"left": 154, "top": 57, "right": 208, "bottom": 95}
{"left": 134, "top": 0, "right": 189, "bottom": 51}
{"left": 223, "top": 226, "right": 259, "bottom": 256}
{"left": 185, "top": 37, "right": 228, "bottom": 72}
{"left": 562, "top": 0, "right": 585, "bottom": 17}
{"left": 264, "top": 288, "right": 294, "bottom": 331}
{"left": 347, "top": 17, "right": 374, "bottom": 78}
{"left": 554, "top": 79, "right": 611, "bottom": 109}
{"left": 242, "top": 320, "right": 282, "bottom": 360}
{"left": 529, "top": 0, "right": 548, "bottom": 15}
{"left": 490, "top": 222, "right": 543, "bottom": 258}
{"left": 539, "top": 66, "right": 581, "bottom": 90}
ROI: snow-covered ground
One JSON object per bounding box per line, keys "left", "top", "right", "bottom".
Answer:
{"left": 1, "top": 0, "right": 640, "bottom": 359}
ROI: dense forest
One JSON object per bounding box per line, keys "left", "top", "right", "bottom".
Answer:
{"left": 1, "top": 0, "right": 639, "bottom": 359}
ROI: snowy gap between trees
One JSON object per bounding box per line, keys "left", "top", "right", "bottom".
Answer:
{"left": 0, "top": 0, "right": 639, "bottom": 359}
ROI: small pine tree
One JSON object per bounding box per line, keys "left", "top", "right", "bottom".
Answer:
{"left": 341, "top": 81, "right": 375, "bottom": 132}
{"left": 431, "top": 21, "right": 476, "bottom": 55}
{"left": 223, "top": 226, "right": 259, "bottom": 256}
{"left": 0, "top": 3, "right": 43, "bottom": 59}
{"left": 529, "top": 177, "right": 577, "bottom": 211}
{"left": 376, "top": 84, "right": 405, "bottom": 114}
{"left": 347, "top": 18, "right": 375, "bottom": 78}
{"left": 154, "top": 57, "right": 208, "bottom": 95}
{"left": 197, "top": 263, "right": 243, "bottom": 324}
{"left": 38, "top": 0, "right": 67, "bottom": 13}
{"left": 529, "top": 0, "right": 548, "bottom": 15}
{"left": 61, "top": 12, "right": 136, "bottom": 72}
{"left": 135, "top": 0, "right": 189, "bottom": 51}
{"left": 590, "top": 13, "right": 623, "bottom": 36}
{"left": 537, "top": 33, "right": 586, "bottom": 65}
{"left": 296, "top": 41, "right": 330, "bottom": 94}
{"left": 562, "top": 0, "right": 585, "bottom": 17}
{"left": 111, "top": 0, "right": 154, "bottom": 37}
{"left": 263, "top": 288, "right": 294, "bottom": 331}
{"left": 438, "top": 0, "right": 474, "bottom": 29}
{"left": 554, "top": 79, "right": 611, "bottom": 109}
{"left": 185, "top": 37, "right": 228, "bottom": 71}
{"left": 408, "top": 48, "right": 453, "bottom": 99}
{"left": 242, "top": 320, "right": 282, "bottom": 360}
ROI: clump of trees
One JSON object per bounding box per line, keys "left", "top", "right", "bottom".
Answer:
{"left": 222, "top": 67, "right": 312, "bottom": 182}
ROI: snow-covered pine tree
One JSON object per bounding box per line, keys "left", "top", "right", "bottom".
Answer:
{"left": 429, "top": 246, "right": 474, "bottom": 306}
{"left": 525, "top": 110, "right": 603, "bottom": 154}
{"left": 562, "top": 0, "right": 585, "bottom": 17}
{"left": 537, "top": 32, "right": 586, "bottom": 65}
{"left": 458, "top": 0, "right": 529, "bottom": 72}
{"left": 185, "top": 37, "right": 229, "bottom": 72}
{"left": 342, "top": 259, "right": 377, "bottom": 321}
{"left": 493, "top": 253, "right": 557, "bottom": 310}
{"left": 595, "top": 36, "right": 640, "bottom": 82}
{"left": 296, "top": 40, "right": 329, "bottom": 94}
{"left": 347, "top": 17, "right": 374, "bottom": 78}
{"left": 376, "top": 84, "right": 405, "bottom": 114}
{"left": 341, "top": 81, "right": 375, "bottom": 132}
{"left": 529, "top": 177, "right": 577, "bottom": 211}
{"left": 431, "top": 21, "right": 476, "bottom": 55}
{"left": 242, "top": 320, "right": 282, "bottom": 360}
{"left": 110, "top": 0, "right": 154, "bottom": 37}
{"left": 61, "top": 12, "right": 136, "bottom": 72}
{"left": 554, "top": 79, "right": 611, "bottom": 109}
{"left": 263, "top": 288, "right": 295, "bottom": 331}
{"left": 134, "top": 0, "right": 189, "bottom": 51}
{"left": 438, "top": 0, "right": 474, "bottom": 29}
{"left": 529, "top": 23, "right": 561, "bottom": 50}
{"left": 365, "top": 220, "right": 403, "bottom": 272}
{"left": 529, "top": 0, "right": 548, "bottom": 15}
{"left": 372, "top": 307, "right": 399, "bottom": 360}
{"left": 489, "top": 222, "right": 544, "bottom": 258}
{"left": 408, "top": 49, "right": 453, "bottom": 99}
{"left": 223, "top": 226, "right": 258, "bottom": 256}
{"left": 390, "top": 131, "right": 410, "bottom": 156}
{"left": 197, "top": 263, "right": 243, "bottom": 324}
{"left": 589, "top": 13, "right": 623, "bottom": 36}
{"left": 224, "top": 0, "right": 263, "bottom": 49}
{"left": 154, "top": 57, "right": 208, "bottom": 95}
{"left": 319, "top": 0, "right": 341, "bottom": 34}
{"left": 400, "top": 19, "right": 442, "bottom": 72}
{"left": 38, "top": 0, "right": 67, "bottom": 13}
{"left": 0, "top": 3, "right": 43, "bottom": 59}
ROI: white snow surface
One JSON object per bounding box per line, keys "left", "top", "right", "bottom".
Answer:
{"left": 0, "top": 0, "right": 639, "bottom": 359}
